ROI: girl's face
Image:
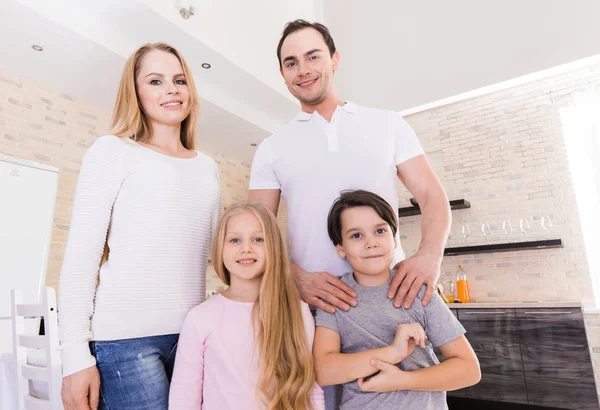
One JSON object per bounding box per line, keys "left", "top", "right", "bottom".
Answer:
{"left": 222, "top": 212, "right": 267, "bottom": 281}
{"left": 136, "top": 49, "right": 191, "bottom": 128}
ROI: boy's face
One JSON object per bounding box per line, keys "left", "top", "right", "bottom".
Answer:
{"left": 336, "top": 206, "right": 397, "bottom": 277}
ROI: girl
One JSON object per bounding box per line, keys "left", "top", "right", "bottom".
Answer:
{"left": 59, "top": 43, "right": 221, "bottom": 410}
{"left": 169, "top": 202, "right": 325, "bottom": 410}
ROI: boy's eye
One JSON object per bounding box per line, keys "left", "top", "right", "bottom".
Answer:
{"left": 351, "top": 233, "right": 361, "bottom": 239}
{"left": 376, "top": 228, "right": 387, "bottom": 234}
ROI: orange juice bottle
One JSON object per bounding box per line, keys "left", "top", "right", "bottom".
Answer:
{"left": 456, "top": 265, "right": 471, "bottom": 303}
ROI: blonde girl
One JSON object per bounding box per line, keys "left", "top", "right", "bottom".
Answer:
{"left": 169, "top": 202, "right": 324, "bottom": 410}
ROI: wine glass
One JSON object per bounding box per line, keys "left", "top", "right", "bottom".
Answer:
{"left": 461, "top": 224, "right": 471, "bottom": 245}
{"left": 519, "top": 217, "right": 531, "bottom": 241}
{"left": 502, "top": 219, "right": 513, "bottom": 243}
{"left": 541, "top": 216, "right": 553, "bottom": 239}
{"left": 481, "top": 222, "right": 491, "bottom": 244}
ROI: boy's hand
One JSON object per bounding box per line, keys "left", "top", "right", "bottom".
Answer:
{"left": 358, "top": 359, "right": 408, "bottom": 393}
{"left": 390, "top": 323, "right": 426, "bottom": 363}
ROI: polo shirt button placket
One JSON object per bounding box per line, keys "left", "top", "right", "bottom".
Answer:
{"left": 326, "top": 113, "right": 340, "bottom": 152}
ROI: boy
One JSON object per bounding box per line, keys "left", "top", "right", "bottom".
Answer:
{"left": 314, "top": 190, "right": 480, "bottom": 410}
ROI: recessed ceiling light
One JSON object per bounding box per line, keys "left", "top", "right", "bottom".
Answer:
{"left": 201, "top": 63, "right": 211, "bottom": 69}
{"left": 31, "top": 45, "right": 43, "bottom": 52}
{"left": 250, "top": 143, "right": 257, "bottom": 147}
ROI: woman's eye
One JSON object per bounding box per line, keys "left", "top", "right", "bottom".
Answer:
{"left": 150, "top": 79, "right": 161, "bottom": 85}
{"left": 175, "top": 79, "right": 187, "bottom": 85}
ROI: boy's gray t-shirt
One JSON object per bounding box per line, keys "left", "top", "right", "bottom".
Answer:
{"left": 315, "top": 272, "right": 466, "bottom": 410}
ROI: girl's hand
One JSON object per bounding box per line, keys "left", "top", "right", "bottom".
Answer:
{"left": 390, "top": 322, "right": 426, "bottom": 363}
{"left": 358, "top": 359, "right": 408, "bottom": 393}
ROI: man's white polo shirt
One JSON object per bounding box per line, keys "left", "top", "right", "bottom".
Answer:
{"left": 249, "top": 102, "right": 424, "bottom": 277}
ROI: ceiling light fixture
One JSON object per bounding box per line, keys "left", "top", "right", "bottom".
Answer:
{"left": 179, "top": 6, "right": 195, "bottom": 19}
{"left": 31, "top": 45, "right": 43, "bottom": 52}
{"left": 201, "top": 63, "right": 211, "bottom": 69}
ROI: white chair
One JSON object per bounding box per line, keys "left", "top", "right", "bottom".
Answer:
{"left": 11, "top": 288, "right": 63, "bottom": 410}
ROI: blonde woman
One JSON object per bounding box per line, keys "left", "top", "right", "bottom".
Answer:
{"left": 59, "top": 43, "right": 221, "bottom": 410}
{"left": 169, "top": 202, "right": 325, "bottom": 410}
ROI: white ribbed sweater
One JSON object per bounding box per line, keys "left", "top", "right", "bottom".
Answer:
{"left": 58, "top": 135, "right": 221, "bottom": 376}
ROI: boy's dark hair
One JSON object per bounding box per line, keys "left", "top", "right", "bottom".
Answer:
{"left": 276, "top": 19, "right": 337, "bottom": 69}
{"left": 327, "top": 190, "right": 398, "bottom": 246}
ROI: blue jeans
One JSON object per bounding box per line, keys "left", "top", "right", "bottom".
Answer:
{"left": 90, "top": 334, "right": 179, "bottom": 410}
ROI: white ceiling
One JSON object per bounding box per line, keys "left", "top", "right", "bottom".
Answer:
{"left": 2, "top": 0, "right": 600, "bottom": 163}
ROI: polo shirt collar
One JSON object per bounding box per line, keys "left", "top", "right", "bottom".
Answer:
{"left": 294, "top": 101, "right": 357, "bottom": 121}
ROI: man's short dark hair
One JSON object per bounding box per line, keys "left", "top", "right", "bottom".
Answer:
{"left": 276, "top": 19, "right": 336, "bottom": 69}
{"left": 327, "top": 190, "right": 398, "bottom": 246}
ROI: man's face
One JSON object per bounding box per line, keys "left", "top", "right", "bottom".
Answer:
{"left": 279, "top": 28, "right": 339, "bottom": 107}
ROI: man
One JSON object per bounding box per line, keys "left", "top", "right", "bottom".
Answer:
{"left": 249, "top": 20, "right": 449, "bottom": 318}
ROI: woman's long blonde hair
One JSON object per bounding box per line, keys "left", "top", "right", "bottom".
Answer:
{"left": 212, "top": 202, "right": 316, "bottom": 410}
{"left": 108, "top": 42, "right": 199, "bottom": 149}
{"left": 99, "top": 43, "right": 200, "bottom": 266}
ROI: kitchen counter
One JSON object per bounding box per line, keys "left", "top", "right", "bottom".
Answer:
{"left": 445, "top": 301, "right": 581, "bottom": 309}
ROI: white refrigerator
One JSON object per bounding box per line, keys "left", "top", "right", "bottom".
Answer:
{"left": 0, "top": 154, "right": 58, "bottom": 355}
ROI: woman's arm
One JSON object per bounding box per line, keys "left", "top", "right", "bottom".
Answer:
{"left": 59, "top": 136, "right": 125, "bottom": 376}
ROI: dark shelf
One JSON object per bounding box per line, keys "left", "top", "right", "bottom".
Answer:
{"left": 399, "top": 198, "right": 471, "bottom": 217}
{"left": 444, "top": 239, "right": 563, "bottom": 256}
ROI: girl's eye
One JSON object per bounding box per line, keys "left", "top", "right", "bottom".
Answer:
{"left": 229, "top": 238, "right": 240, "bottom": 244}
{"left": 351, "top": 233, "right": 361, "bottom": 239}
{"left": 254, "top": 237, "right": 264, "bottom": 243}
{"left": 150, "top": 79, "right": 161, "bottom": 85}
{"left": 175, "top": 79, "right": 187, "bottom": 85}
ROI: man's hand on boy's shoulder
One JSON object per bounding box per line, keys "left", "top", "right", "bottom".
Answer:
{"left": 388, "top": 251, "right": 442, "bottom": 309}
{"left": 291, "top": 264, "right": 358, "bottom": 314}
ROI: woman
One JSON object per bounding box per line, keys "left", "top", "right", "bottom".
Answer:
{"left": 59, "top": 43, "right": 221, "bottom": 410}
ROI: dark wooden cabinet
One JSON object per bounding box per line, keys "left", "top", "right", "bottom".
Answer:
{"left": 516, "top": 308, "right": 599, "bottom": 410}
{"left": 458, "top": 309, "right": 528, "bottom": 404}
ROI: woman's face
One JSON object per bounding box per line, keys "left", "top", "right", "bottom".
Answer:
{"left": 136, "top": 49, "right": 191, "bottom": 128}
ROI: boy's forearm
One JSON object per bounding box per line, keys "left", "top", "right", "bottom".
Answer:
{"left": 316, "top": 346, "right": 399, "bottom": 386}
{"left": 396, "top": 357, "right": 481, "bottom": 391}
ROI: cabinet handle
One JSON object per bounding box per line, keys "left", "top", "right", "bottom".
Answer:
{"left": 461, "top": 311, "right": 508, "bottom": 315}
{"left": 521, "top": 311, "right": 572, "bottom": 315}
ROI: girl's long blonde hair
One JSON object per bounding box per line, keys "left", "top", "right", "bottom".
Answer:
{"left": 212, "top": 202, "right": 316, "bottom": 410}
{"left": 108, "top": 42, "right": 199, "bottom": 149}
